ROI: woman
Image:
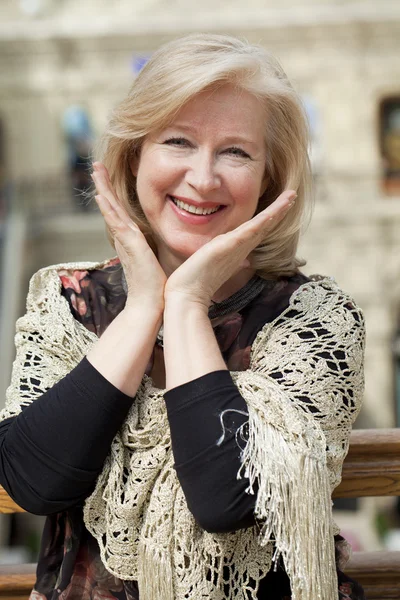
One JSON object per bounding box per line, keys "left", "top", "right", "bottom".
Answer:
{"left": 0, "top": 34, "right": 365, "bottom": 599}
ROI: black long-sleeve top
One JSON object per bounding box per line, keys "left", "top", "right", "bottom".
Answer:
{"left": 0, "top": 261, "right": 363, "bottom": 600}
{"left": 0, "top": 358, "right": 253, "bottom": 532}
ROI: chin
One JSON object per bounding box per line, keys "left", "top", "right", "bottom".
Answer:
{"left": 163, "top": 234, "right": 215, "bottom": 261}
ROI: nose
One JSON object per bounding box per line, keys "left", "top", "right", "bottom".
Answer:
{"left": 185, "top": 150, "right": 221, "bottom": 194}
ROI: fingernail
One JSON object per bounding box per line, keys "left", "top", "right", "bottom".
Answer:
{"left": 93, "top": 163, "right": 100, "bottom": 172}
{"left": 95, "top": 195, "right": 101, "bottom": 202}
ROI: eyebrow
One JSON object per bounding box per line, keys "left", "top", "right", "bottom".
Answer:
{"left": 163, "top": 123, "right": 260, "bottom": 149}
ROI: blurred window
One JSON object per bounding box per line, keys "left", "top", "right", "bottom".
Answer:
{"left": 62, "top": 106, "right": 94, "bottom": 212}
{"left": 379, "top": 97, "right": 400, "bottom": 196}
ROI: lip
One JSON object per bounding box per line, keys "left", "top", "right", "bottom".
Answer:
{"left": 170, "top": 195, "right": 223, "bottom": 209}
{"left": 167, "top": 195, "right": 226, "bottom": 224}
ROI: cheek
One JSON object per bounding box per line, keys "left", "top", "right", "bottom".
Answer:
{"left": 138, "top": 159, "right": 182, "bottom": 200}
{"left": 230, "top": 171, "right": 264, "bottom": 208}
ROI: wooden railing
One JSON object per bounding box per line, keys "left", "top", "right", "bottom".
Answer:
{"left": 333, "top": 429, "right": 400, "bottom": 599}
{"left": 1, "top": 429, "right": 400, "bottom": 599}
{"left": 0, "top": 565, "right": 36, "bottom": 600}
{"left": 334, "top": 429, "right": 400, "bottom": 498}
{"left": 0, "top": 488, "right": 24, "bottom": 515}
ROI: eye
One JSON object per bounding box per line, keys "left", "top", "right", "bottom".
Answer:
{"left": 163, "top": 137, "right": 191, "bottom": 147}
{"left": 224, "top": 146, "right": 251, "bottom": 159}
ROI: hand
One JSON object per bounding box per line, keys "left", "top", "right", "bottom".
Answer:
{"left": 164, "top": 190, "right": 297, "bottom": 309}
{"left": 91, "top": 162, "right": 167, "bottom": 312}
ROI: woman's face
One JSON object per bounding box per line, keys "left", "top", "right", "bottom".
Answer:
{"left": 131, "top": 84, "right": 268, "bottom": 273}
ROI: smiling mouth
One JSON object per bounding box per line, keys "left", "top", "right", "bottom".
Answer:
{"left": 169, "top": 196, "right": 222, "bottom": 216}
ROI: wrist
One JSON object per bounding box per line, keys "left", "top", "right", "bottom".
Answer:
{"left": 124, "top": 296, "right": 164, "bottom": 317}
{"left": 122, "top": 302, "right": 163, "bottom": 326}
{"left": 164, "top": 292, "right": 209, "bottom": 316}
{"left": 163, "top": 296, "right": 225, "bottom": 390}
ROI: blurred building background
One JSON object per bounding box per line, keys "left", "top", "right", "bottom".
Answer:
{"left": 0, "top": 0, "right": 400, "bottom": 564}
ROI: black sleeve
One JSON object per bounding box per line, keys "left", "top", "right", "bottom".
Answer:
{"left": 0, "top": 357, "right": 134, "bottom": 515}
{"left": 164, "top": 370, "right": 256, "bottom": 534}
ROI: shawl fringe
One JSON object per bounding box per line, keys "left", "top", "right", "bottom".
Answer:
{"left": 138, "top": 543, "right": 174, "bottom": 600}
{"left": 239, "top": 407, "right": 336, "bottom": 599}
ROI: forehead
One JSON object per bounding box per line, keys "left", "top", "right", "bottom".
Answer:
{"left": 169, "top": 84, "right": 266, "bottom": 140}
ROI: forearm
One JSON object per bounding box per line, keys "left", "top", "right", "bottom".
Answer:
{"left": 0, "top": 305, "right": 162, "bottom": 514}
{"left": 162, "top": 297, "right": 254, "bottom": 533}
{"left": 163, "top": 297, "right": 227, "bottom": 390}
{"left": 164, "top": 370, "right": 255, "bottom": 533}
{"left": 0, "top": 358, "right": 134, "bottom": 514}
{"left": 87, "top": 304, "right": 163, "bottom": 396}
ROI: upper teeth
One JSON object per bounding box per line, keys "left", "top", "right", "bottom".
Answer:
{"left": 172, "top": 197, "right": 220, "bottom": 215}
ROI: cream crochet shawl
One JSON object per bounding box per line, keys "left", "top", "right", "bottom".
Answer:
{"left": 3, "top": 262, "right": 365, "bottom": 600}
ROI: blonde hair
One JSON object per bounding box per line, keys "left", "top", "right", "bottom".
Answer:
{"left": 95, "top": 33, "right": 313, "bottom": 278}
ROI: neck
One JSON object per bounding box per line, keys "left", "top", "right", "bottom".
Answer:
{"left": 211, "top": 268, "right": 256, "bottom": 303}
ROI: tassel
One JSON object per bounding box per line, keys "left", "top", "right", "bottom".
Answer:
{"left": 138, "top": 542, "right": 175, "bottom": 600}
{"left": 234, "top": 374, "right": 338, "bottom": 600}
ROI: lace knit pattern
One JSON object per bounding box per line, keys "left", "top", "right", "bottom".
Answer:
{"left": 2, "top": 263, "right": 365, "bottom": 600}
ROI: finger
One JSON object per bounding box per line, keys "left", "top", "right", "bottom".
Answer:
{"left": 94, "top": 194, "right": 122, "bottom": 228}
{"left": 218, "top": 191, "right": 296, "bottom": 259}
{"left": 91, "top": 170, "right": 123, "bottom": 215}
{"left": 95, "top": 194, "right": 139, "bottom": 239}
{"left": 256, "top": 190, "right": 297, "bottom": 223}
{"left": 91, "top": 167, "right": 133, "bottom": 226}
{"left": 235, "top": 190, "right": 297, "bottom": 238}
{"left": 92, "top": 173, "right": 138, "bottom": 232}
{"left": 93, "top": 163, "right": 117, "bottom": 194}
{"left": 93, "top": 161, "right": 112, "bottom": 184}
